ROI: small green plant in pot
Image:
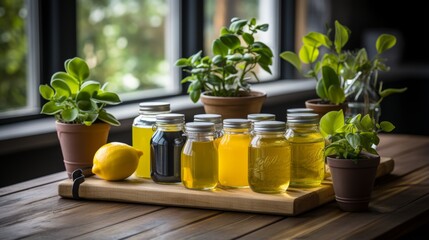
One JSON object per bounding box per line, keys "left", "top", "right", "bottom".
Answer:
{"left": 39, "top": 57, "right": 122, "bottom": 178}
{"left": 280, "top": 20, "right": 406, "bottom": 118}
{"left": 175, "top": 17, "right": 273, "bottom": 118}
{"left": 320, "top": 109, "right": 395, "bottom": 211}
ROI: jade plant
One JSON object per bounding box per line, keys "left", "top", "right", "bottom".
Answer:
{"left": 175, "top": 17, "right": 274, "bottom": 103}
{"left": 280, "top": 20, "right": 406, "bottom": 105}
{"left": 319, "top": 109, "right": 395, "bottom": 160}
{"left": 39, "top": 57, "right": 122, "bottom": 126}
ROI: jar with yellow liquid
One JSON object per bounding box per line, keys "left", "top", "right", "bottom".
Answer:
{"left": 132, "top": 102, "right": 170, "bottom": 178}
{"left": 218, "top": 119, "right": 251, "bottom": 188}
{"left": 249, "top": 121, "right": 291, "bottom": 193}
{"left": 181, "top": 122, "right": 218, "bottom": 190}
{"left": 285, "top": 113, "right": 325, "bottom": 188}
{"left": 193, "top": 114, "right": 223, "bottom": 148}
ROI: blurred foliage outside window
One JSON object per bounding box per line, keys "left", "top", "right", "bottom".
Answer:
{"left": 77, "top": 0, "right": 175, "bottom": 100}
{"left": 0, "top": 0, "right": 28, "bottom": 112}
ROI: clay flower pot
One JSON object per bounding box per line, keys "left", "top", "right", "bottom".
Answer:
{"left": 305, "top": 98, "right": 347, "bottom": 119}
{"left": 56, "top": 122, "right": 110, "bottom": 178}
{"left": 200, "top": 91, "right": 267, "bottom": 119}
{"left": 327, "top": 153, "right": 380, "bottom": 212}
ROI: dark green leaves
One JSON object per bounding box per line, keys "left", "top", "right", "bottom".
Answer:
{"left": 220, "top": 34, "right": 241, "bottom": 50}
{"left": 212, "top": 39, "right": 228, "bottom": 56}
{"left": 65, "top": 57, "right": 90, "bottom": 83}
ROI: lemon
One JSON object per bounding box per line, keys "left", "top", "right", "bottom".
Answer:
{"left": 92, "top": 142, "right": 143, "bottom": 181}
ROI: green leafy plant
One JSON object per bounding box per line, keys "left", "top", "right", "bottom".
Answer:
{"left": 320, "top": 109, "right": 395, "bottom": 160}
{"left": 175, "top": 17, "right": 274, "bottom": 103}
{"left": 39, "top": 57, "right": 122, "bottom": 126}
{"left": 280, "top": 20, "right": 406, "bottom": 105}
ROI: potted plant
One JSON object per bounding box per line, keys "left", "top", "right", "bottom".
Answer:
{"left": 280, "top": 20, "right": 406, "bottom": 118}
{"left": 319, "top": 109, "right": 395, "bottom": 211}
{"left": 175, "top": 17, "right": 273, "bottom": 119}
{"left": 39, "top": 57, "right": 122, "bottom": 178}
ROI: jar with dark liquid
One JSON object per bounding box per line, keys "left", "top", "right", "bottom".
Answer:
{"left": 151, "top": 113, "right": 186, "bottom": 183}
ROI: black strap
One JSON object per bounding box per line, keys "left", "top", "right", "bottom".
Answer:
{"left": 72, "top": 169, "right": 85, "bottom": 199}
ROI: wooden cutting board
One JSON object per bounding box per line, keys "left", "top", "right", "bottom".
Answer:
{"left": 58, "top": 157, "right": 394, "bottom": 216}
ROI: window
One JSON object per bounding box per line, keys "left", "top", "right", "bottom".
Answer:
{"left": 0, "top": 0, "right": 296, "bottom": 123}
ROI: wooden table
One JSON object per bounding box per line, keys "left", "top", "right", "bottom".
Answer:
{"left": 1, "top": 134, "right": 429, "bottom": 239}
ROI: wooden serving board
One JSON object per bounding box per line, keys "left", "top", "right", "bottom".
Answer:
{"left": 58, "top": 157, "right": 394, "bottom": 216}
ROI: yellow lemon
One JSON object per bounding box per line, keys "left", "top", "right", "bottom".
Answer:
{"left": 92, "top": 142, "right": 143, "bottom": 181}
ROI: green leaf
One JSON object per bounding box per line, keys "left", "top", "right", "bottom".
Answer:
{"left": 98, "top": 109, "right": 120, "bottom": 126}
{"left": 208, "top": 74, "right": 222, "bottom": 86}
{"left": 379, "top": 87, "right": 407, "bottom": 98}
{"left": 303, "top": 32, "right": 332, "bottom": 48}
{"left": 61, "top": 108, "right": 78, "bottom": 122}
{"left": 212, "top": 39, "right": 228, "bottom": 57}
{"left": 39, "top": 85, "right": 54, "bottom": 100}
{"left": 189, "top": 89, "right": 201, "bottom": 103}
{"left": 191, "top": 50, "right": 202, "bottom": 64}
{"left": 224, "top": 65, "right": 238, "bottom": 74}
{"left": 92, "top": 91, "right": 122, "bottom": 105}
{"left": 65, "top": 57, "right": 90, "bottom": 83}
{"left": 51, "top": 72, "right": 79, "bottom": 94}
{"left": 174, "top": 58, "right": 189, "bottom": 67}
{"left": 346, "top": 133, "right": 361, "bottom": 150}
{"left": 229, "top": 19, "right": 248, "bottom": 32}
{"left": 328, "top": 85, "right": 345, "bottom": 104}
{"left": 220, "top": 34, "right": 241, "bottom": 50}
{"left": 212, "top": 55, "right": 224, "bottom": 65}
{"left": 227, "top": 53, "right": 242, "bottom": 61}
{"left": 376, "top": 34, "right": 397, "bottom": 54}
{"left": 252, "top": 42, "right": 273, "bottom": 57}
{"left": 51, "top": 79, "right": 71, "bottom": 99}
{"left": 320, "top": 110, "right": 344, "bottom": 138}
{"left": 83, "top": 113, "right": 99, "bottom": 126}
{"left": 316, "top": 79, "right": 327, "bottom": 99}
{"left": 242, "top": 33, "right": 254, "bottom": 44}
{"left": 360, "top": 114, "right": 374, "bottom": 131}
{"left": 40, "top": 101, "right": 63, "bottom": 115}
{"left": 280, "top": 51, "right": 302, "bottom": 72}
{"left": 380, "top": 121, "right": 395, "bottom": 132}
{"left": 220, "top": 27, "right": 230, "bottom": 35}
{"left": 334, "top": 20, "right": 349, "bottom": 54}
{"left": 256, "top": 23, "right": 269, "bottom": 31}
{"left": 242, "top": 53, "right": 254, "bottom": 62}
{"left": 299, "top": 45, "right": 319, "bottom": 64}
{"left": 322, "top": 66, "right": 340, "bottom": 87}
{"left": 77, "top": 99, "right": 93, "bottom": 111}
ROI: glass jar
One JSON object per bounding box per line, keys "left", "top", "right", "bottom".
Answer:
{"left": 181, "top": 122, "right": 218, "bottom": 190}
{"left": 249, "top": 121, "right": 291, "bottom": 193}
{"left": 218, "top": 119, "right": 251, "bottom": 188}
{"left": 132, "top": 102, "right": 170, "bottom": 178}
{"left": 193, "top": 114, "right": 223, "bottom": 148}
{"left": 151, "top": 113, "right": 186, "bottom": 183}
{"left": 285, "top": 113, "right": 325, "bottom": 188}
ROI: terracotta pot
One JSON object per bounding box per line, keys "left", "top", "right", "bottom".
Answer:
{"left": 56, "top": 122, "right": 111, "bottom": 178}
{"left": 200, "top": 91, "right": 267, "bottom": 119}
{"left": 305, "top": 99, "right": 347, "bottom": 119}
{"left": 327, "top": 153, "right": 380, "bottom": 212}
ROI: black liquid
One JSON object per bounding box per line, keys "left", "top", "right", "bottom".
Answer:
{"left": 150, "top": 130, "right": 186, "bottom": 183}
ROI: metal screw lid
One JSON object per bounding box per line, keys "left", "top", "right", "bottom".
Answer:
{"left": 286, "top": 108, "right": 314, "bottom": 114}
{"left": 253, "top": 121, "right": 286, "bottom": 132}
{"left": 185, "top": 122, "right": 215, "bottom": 133}
{"left": 156, "top": 113, "right": 185, "bottom": 124}
{"left": 194, "top": 114, "right": 222, "bottom": 124}
{"left": 247, "top": 113, "right": 276, "bottom": 122}
{"left": 287, "top": 113, "right": 319, "bottom": 124}
{"left": 223, "top": 119, "right": 251, "bottom": 129}
{"left": 139, "top": 102, "right": 170, "bottom": 113}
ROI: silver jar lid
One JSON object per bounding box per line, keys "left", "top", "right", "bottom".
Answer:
{"left": 185, "top": 122, "right": 215, "bottom": 133}
{"left": 223, "top": 119, "right": 251, "bottom": 129}
{"left": 139, "top": 102, "right": 170, "bottom": 113}
{"left": 247, "top": 113, "right": 276, "bottom": 122}
{"left": 286, "top": 108, "right": 314, "bottom": 114}
{"left": 253, "top": 121, "right": 286, "bottom": 132}
{"left": 287, "top": 113, "right": 319, "bottom": 124}
{"left": 194, "top": 114, "right": 222, "bottom": 124}
{"left": 156, "top": 113, "right": 184, "bottom": 124}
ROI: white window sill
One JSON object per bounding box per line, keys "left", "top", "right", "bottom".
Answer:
{"left": 0, "top": 79, "right": 316, "bottom": 155}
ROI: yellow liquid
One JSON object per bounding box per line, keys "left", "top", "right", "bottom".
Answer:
{"left": 218, "top": 133, "right": 251, "bottom": 188}
{"left": 249, "top": 137, "right": 291, "bottom": 193}
{"left": 181, "top": 141, "right": 218, "bottom": 190}
{"left": 288, "top": 132, "right": 325, "bottom": 188}
{"left": 132, "top": 126, "right": 154, "bottom": 178}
